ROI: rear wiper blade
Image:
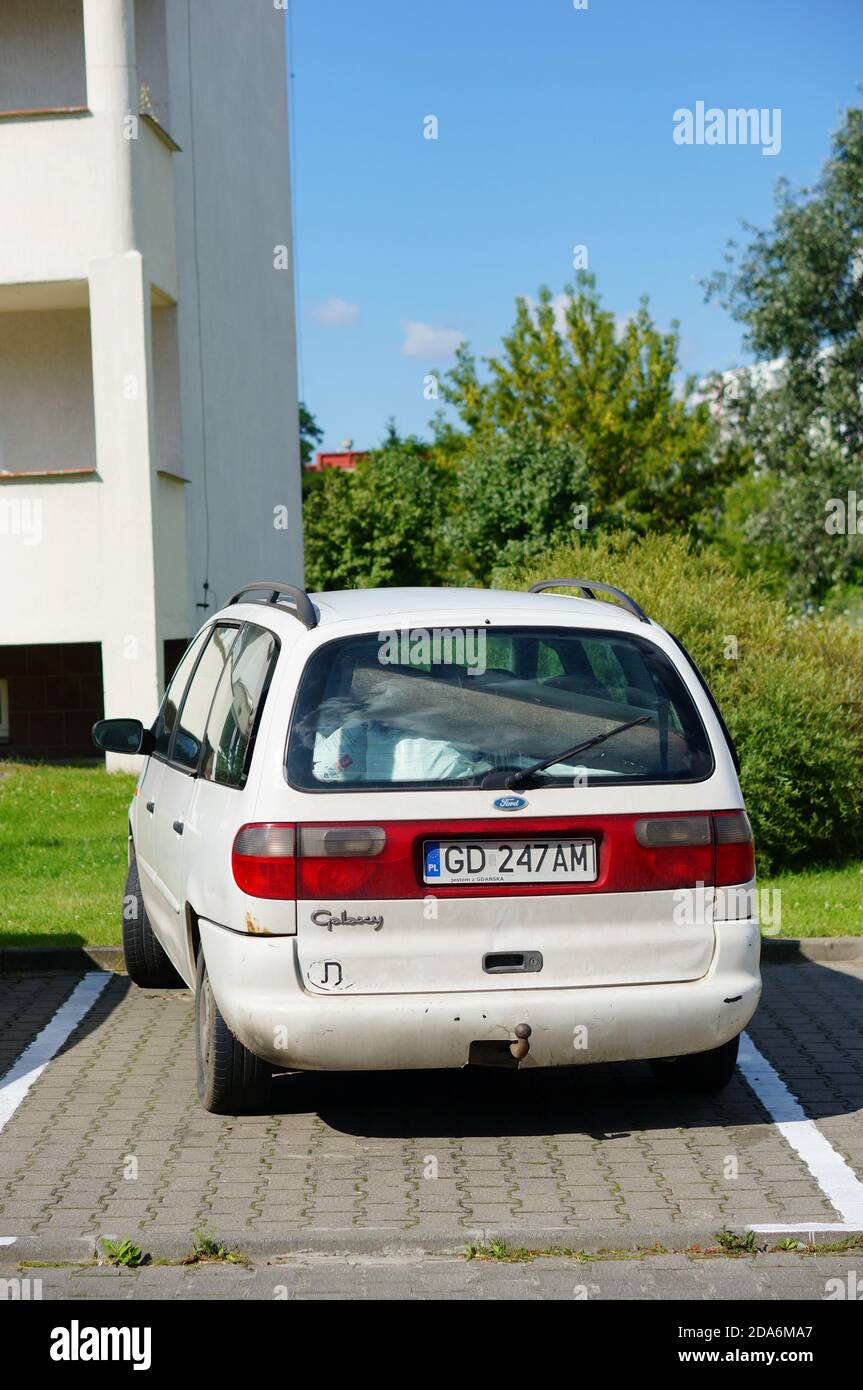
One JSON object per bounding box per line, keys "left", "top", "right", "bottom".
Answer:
{"left": 506, "top": 714, "right": 653, "bottom": 789}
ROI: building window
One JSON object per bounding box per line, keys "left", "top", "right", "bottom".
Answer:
{"left": 0, "top": 679, "right": 9, "bottom": 742}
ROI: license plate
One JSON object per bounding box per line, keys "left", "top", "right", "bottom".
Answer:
{"left": 423, "top": 838, "right": 597, "bottom": 886}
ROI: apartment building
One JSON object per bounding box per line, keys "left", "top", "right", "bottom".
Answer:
{"left": 0, "top": 0, "right": 303, "bottom": 767}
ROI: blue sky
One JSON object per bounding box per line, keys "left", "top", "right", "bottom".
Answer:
{"left": 287, "top": 0, "right": 861, "bottom": 452}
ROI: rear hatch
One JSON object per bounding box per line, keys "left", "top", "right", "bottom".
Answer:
{"left": 272, "top": 623, "right": 751, "bottom": 996}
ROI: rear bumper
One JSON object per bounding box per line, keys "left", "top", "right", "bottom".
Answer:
{"left": 199, "top": 917, "right": 762, "bottom": 1071}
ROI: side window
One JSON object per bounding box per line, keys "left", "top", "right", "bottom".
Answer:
{"left": 484, "top": 634, "right": 513, "bottom": 672}
{"left": 152, "top": 628, "right": 210, "bottom": 758}
{"left": 582, "top": 639, "right": 629, "bottom": 701}
{"left": 536, "top": 642, "right": 565, "bottom": 679}
{"left": 202, "top": 624, "right": 279, "bottom": 787}
{"left": 171, "top": 625, "right": 239, "bottom": 771}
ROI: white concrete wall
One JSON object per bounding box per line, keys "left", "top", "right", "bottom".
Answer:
{"left": 0, "top": 0, "right": 87, "bottom": 112}
{"left": 166, "top": 0, "right": 304, "bottom": 618}
{"left": 0, "top": 308, "right": 96, "bottom": 475}
{"left": 88, "top": 249, "right": 162, "bottom": 757}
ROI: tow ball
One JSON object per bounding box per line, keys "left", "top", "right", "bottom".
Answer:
{"left": 509, "top": 1023, "right": 532, "bottom": 1061}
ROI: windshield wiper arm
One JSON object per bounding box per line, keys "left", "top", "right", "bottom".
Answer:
{"left": 506, "top": 714, "right": 653, "bottom": 789}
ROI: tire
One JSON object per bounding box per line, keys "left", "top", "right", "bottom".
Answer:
{"left": 195, "top": 949, "right": 273, "bottom": 1114}
{"left": 649, "top": 1034, "right": 740, "bottom": 1094}
{"left": 122, "top": 856, "right": 184, "bottom": 989}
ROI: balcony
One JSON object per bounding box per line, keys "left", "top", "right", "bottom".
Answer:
{"left": 0, "top": 0, "right": 178, "bottom": 297}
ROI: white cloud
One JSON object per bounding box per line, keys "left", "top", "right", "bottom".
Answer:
{"left": 401, "top": 321, "right": 465, "bottom": 360}
{"left": 311, "top": 297, "right": 360, "bottom": 327}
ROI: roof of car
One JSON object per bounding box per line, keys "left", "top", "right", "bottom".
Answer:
{"left": 304, "top": 586, "right": 650, "bottom": 631}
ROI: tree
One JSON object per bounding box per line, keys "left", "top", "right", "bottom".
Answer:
{"left": 299, "top": 401, "right": 323, "bottom": 469}
{"left": 446, "top": 435, "right": 595, "bottom": 584}
{"left": 439, "top": 275, "right": 734, "bottom": 536}
{"left": 302, "top": 439, "right": 453, "bottom": 590}
{"left": 703, "top": 105, "right": 863, "bottom": 601}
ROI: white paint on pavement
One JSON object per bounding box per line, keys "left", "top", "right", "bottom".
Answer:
{"left": 748, "top": 1223, "right": 863, "bottom": 1233}
{"left": 0, "top": 972, "right": 111, "bottom": 1135}
{"left": 738, "top": 1032, "right": 863, "bottom": 1224}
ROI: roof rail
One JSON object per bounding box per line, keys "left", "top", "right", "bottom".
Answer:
{"left": 226, "top": 580, "right": 318, "bottom": 630}
{"left": 528, "top": 578, "right": 649, "bottom": 624}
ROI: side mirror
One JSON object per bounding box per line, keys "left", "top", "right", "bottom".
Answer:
{"left": 92, "top": 718, "right": 154, "bottom": 756}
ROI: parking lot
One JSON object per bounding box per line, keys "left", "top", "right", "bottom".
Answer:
{"left": 1, "top": 958, "right": 862, "bottom": 1269}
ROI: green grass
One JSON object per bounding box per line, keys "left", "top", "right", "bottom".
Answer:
{"left": 761, "top": 861, "right": 863, "bottom": 937}
{"left": 0, "top": 762, "right": 861, "bottom": 946}
{"left": 0, "top": 763, "right": 135, "bottom": 946}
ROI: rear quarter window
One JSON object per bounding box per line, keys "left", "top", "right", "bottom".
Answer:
{"left": 202, "top": 624, "right": 279, "bottom": 787}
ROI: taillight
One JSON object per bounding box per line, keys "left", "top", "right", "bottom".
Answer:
{"left": 714, "top": 810, "right": 755, "bottom": 885}
{"left": 232, "top": 823, "right": 296, "bottom": 899}
{"left": 298, "top": 826, "right": 386, "bottom": 857}
{"left": 634, "top": 816, "right": 712, "bottom": 847}
{"left": 625, "top": 814, "right": 713, "bottom": 891}
{"left": 297, "top": 825, "right": 403, "bottom": 899}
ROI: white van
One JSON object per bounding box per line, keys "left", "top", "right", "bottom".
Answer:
{"left": 94, "top": 579, "right": 761, "bottom": 1113}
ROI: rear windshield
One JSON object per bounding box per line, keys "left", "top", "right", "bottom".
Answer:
{"left": 286, "top": 626, "right": 714, "bottom": 791}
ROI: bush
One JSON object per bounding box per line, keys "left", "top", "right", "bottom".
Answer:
{"left": 503, "top": 532, "right": 863, "bottom": 874}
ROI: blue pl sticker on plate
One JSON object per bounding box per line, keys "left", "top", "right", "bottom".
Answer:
{"left": 424, "top": 842, "right": 441, "bottom": 878}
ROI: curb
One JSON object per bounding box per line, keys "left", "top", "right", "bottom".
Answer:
{"left": 0, "top": 946, "right": 126, "bottom": 974}
{"left": 759, "top": 936, "right": 863, "bottom": 964}
{"left": 3, "top": 1223, "right": 861, "bottom": 1266}
{"left": 1, "top": 939, "right": 862, "bottom": 974}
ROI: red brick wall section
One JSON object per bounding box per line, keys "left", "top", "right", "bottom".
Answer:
{"left": 0, "top": 643, "right": 104, "bottom": 760}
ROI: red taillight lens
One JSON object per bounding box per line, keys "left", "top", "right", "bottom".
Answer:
{"left": 297, "top": 825, "right": 407, "bottom": 899}
{"left": 623, "top": 814, "right": 713, "bottom": 891}
{"left": 714, "top": 810, "right": 755, "bottom": 885}
{"left": 232, "top": 823, "right": 296, "bottom": 899}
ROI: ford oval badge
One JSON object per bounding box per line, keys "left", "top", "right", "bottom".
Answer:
{"left": 493, "top": 795, "right": 528, "bottom": 812}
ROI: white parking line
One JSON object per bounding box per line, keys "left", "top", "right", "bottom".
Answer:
{"left": 738, "top": 1032, "right": 863, "bottom": 1231}
{"left": 0, "top": 972, "right": 112, "bottom": 1136}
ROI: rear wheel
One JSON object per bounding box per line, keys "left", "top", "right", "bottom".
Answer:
{"left": 122, "top": 856, "right": 184, "bottom": 988}
{"left": 195, "top": 950, "right": 273, "bottom": 1114}
{"left": 649, "top": 1034, "right": 740, "bottom": 1093}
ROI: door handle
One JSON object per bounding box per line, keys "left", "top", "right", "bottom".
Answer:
{"left": 172, "top": 820, "right": 184, "bottom": 836}
{"left": 146, "top": 800, "right": 155, "bottom": 813}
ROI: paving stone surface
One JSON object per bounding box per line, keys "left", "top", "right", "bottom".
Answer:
{"left": 0, "top": 961, "right": 861, "bottom": 1256}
